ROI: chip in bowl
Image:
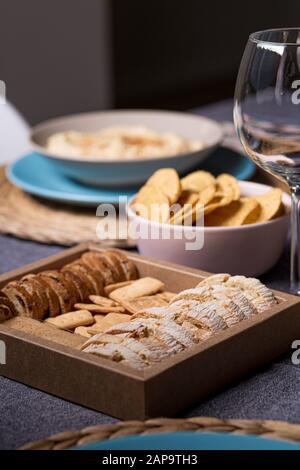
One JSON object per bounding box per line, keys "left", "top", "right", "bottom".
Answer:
{"left": 253, "top": 188, "right": 284, "bottom": 222}
{"left": 131, "top": 167, "right": 285, "bottom": 227}
{"left": 205, "top": 197, "right": 260, "bottom": 226}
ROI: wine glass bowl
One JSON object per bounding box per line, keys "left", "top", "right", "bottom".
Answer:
{"left": 234, "top": 28, "right": 300, "bottom": 294}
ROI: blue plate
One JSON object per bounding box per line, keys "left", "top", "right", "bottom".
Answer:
{"left": 201, "top": 146, "right": 256, "bottom": 180}
{"left": 7, "top": 150, "right": 255, "bottom": 207}
{"left": 74, "top": 431, "right": 300, "bottom": 451}
{"left": 7, "top": 153, "right": 137, "bottom": 206}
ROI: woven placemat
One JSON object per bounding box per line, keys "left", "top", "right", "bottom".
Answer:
{"left": 0, "top": 167, "right": 132, "bottom": 247}
{"left": 20, "top": 417, "right": 300, "bottom": 450}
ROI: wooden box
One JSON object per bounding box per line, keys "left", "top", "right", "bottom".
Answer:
{"left": 0, "top": 243, "right": 299, "bottom": 420}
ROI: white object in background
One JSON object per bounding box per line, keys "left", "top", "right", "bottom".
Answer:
{"left": 0, "top": 102, "right": 29, "bottom": 164}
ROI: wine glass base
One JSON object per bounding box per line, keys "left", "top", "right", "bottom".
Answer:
{"left": 290, "top": 285, "right": 300, "bottom": 296}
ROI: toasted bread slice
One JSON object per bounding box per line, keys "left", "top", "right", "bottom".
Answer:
{"left": 3, "top": 281, "right": 34, "bottom": 317}
{"left": 63, "top": 263, "right": 102, "bottom": 296}
{"left": 62, "top": 270, "right": 89, "bottom": 302}
{"left": 19, "top": 278, "right": 48, "bottom": 320}
{"left": 0, "top": 291, "right": 17, "bottom": 317}
{"left": 0, "top": 304, "right": 14, "bottom": 322}
{"left": 108, "top": 250, "right": 138, "bottom": 280}
{"left": 80, "top": 252, "right": 113, "bottom": 286}
{"left": 30, "top": 275, "right": 60, "bottom": 317}
{"left": 98, "top": 252, "right": 125, "bottom": 283}
{"left": 39, "top": 273, "right": 72, "bottom": 315}
{"left": 43, "top": 271, "right": 78, "bottom": 307}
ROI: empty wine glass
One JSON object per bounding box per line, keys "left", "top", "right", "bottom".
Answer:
{"left": 234, "top": 28, "right": 300, "bottom": 294}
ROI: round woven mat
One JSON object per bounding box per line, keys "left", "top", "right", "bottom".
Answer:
{"left": 20, "top": 417, "right": 300, "bottom": 450}
{"left": 0, "top": 166, "right": 131, "bottom": 247}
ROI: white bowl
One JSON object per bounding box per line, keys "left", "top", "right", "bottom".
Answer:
{"left": 127, "top": 181, "right": 290, "bottom": 277}
{"left": 30, "top": 110, "right": 223, "bottom": 187}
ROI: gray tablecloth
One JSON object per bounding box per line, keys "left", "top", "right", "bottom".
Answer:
{"left": 0, "top": 100, "right": 298, "bottom": 450}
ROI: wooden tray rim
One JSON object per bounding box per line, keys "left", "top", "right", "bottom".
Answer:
{"left": 0, "top": 242, "right": 299, "bottom": 383}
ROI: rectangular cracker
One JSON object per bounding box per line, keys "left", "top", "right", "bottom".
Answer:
{"left": 88, "top": 319, "right": 115, "bottom": 334}
{"left": 89, "top": 313, "right": 132, "bottom": 333}
{"left": 45, "top": 310, "right": 94, "bottom": 330}
{"left": 94, "top": 314, "right": 111, "bottom": 324}
{"left": 105, "top": 312, "right": 132, "bottom": 323}
{"left": 122, "top": 294, "right": 169, "bottom": 314}
{"left": 94, "top": 313, "right": 131, "bottom": 323}
{"left": 74, "top": 326, "right": 92, "bottom": 338}
{"left": 88, "top": 295, "right": 117, "bottom": 307}
{"left": 74, "top": 303, "right": 125, "bottom": 314}
{"left": 109, "top": 277, "right": 164, "bottom": 303}
{"left": 104, "top": 281, "right": 133, "bottom": 296}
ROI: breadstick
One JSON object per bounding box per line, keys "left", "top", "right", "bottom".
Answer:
{"left": 74, "top": 303, "right": 125, "bottom": 314}
{"left": 88, "top": 295, "right": 117, "bottom": 307}
{"left": 109, "top": 277, "right": 164, "bottom": 302}
{"left": 45, "top": 310, "right": 94, "bottom": 330}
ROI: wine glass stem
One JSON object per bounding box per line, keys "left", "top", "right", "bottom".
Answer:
{"left": 290, "top": 188, "right": 300, "bottom": 295}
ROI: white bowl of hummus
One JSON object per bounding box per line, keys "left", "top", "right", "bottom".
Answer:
{"left": 30, "top": 110, "right": 223, "bottom": 187}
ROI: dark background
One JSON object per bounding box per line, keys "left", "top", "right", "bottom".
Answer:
{"left": 0, "top": 0, "right": 299, "bottom": 124}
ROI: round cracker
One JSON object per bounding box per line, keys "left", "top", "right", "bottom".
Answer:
{"left": 169, "top": 202, "right": 204, "bottom": 226}
{"left": 198, "top": 184, "right": 216, "bottom": 205}
{"left": 205, "top": 198, "right": 260, "bottom": 226}
{"left": 204, "top": 194, "right": 232, "bottom": 215}
{"left": 169, "top": 187, "right": 214, "bottom": 225}
{"left": 181, "top": 171, "right": 215, "bottom": 193}
{"left": 133, "top": 186, "right": 170, "bottom": 223}
{"left": 177, "top": 190, "right": 199, "bottom": 206}
{"left": 146, "top": 168, "right": 181, "bottom": 204}
{"left": 253, "top": 188, "right": 283, "bottom": 222}
{"left": 169, "top": 205, "right": 193, "bottom": 225}
{"left": 217, "top": 173, "right": 240, "bottom": 201}
{"left": 169, "top": 190, "right": 199, "bottom": 225}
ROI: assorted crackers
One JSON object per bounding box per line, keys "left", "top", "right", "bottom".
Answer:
{"left": 0, "top": 249, "right": 174, "bottom": 342}
{"left": 43, "top": 275, "right": 168, "bottom": 338}
{"left": 81, "top": 273, "right": 279, "bottom": 369}
{"left": 0, "top": 248, "right": 280, "bottom": 371}
{"left": 132, "top": 168, "right": 285, "bottom": 227}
